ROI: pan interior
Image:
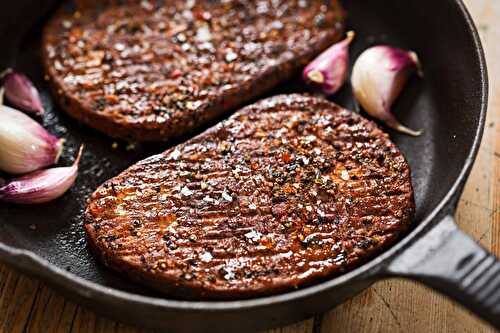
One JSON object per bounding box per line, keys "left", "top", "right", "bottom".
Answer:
{"left": 0, "top": 0, "right": 485, "bottom": 300}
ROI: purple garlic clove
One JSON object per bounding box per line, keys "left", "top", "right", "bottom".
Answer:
{"left": 3, "top": 70, "right": 45, "bottom": 116}
{"left": 0, "top": 146, "right": 83, "bottom": 204}
{"left": 303, "top": 31, "right": 355, "bottom": 95}
{"left": 0, "top": 105, "right": 64, "bottom": 174}
{"left": 351, "top": 45, "right": 422, "bottom": 136}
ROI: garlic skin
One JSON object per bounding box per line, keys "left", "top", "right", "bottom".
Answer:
{"left": 303, "top": 31, "right": 355, "bottom": 95}
{"left": 0, "top": 146, "right": 83, "bottom": 204}
{"left": 3, "top": 71, "right": 45, "bottom": 116}
{"left": 0, "top": 105, "right": 64, "bottom": 174}
{"left": 351, "top": 45, "right": 422, "bottom": 136}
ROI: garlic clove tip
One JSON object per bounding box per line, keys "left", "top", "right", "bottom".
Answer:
{"left": 55, "top": 139, "right": 66, "bottom": 163}
{"left": 307, "top": 70, "right": 325, "bottom": 84}
{"left": 74, "top": 145, "right": 85, "bottom": 166}
{"left": 0, "top": 68, "right": 13, "bottom": 79}
{"left": 408, "top": 51, "right": 424, "bottom": 78}
{"left": 345, "top": 30, "right": 356, "bottom": 42}
{"left": 388, "top": 121, "right": 423, "bottom": 137}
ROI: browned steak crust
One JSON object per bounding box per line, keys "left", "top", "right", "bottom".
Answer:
{"left": 42, "top": 0, "right": 345, "bottom": 142}
{"left": 84, "top": 94, "right": 415, "bottom": 299}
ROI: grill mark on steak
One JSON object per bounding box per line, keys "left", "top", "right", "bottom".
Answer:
{"left": 42, "top": 0, "right": 345, "bottom": 142}
{"left": 84, "top": 94, "right": 415, "bottom": 299}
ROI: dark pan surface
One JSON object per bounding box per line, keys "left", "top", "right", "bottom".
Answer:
{"left": 0, "top": 0, "right": 486, "bottom": 323}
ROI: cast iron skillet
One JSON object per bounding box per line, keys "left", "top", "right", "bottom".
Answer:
{"left": 0, "top": 0, "right": 495, "bottom": 331}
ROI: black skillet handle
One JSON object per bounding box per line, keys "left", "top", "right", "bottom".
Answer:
{"left": 387, "top": 215, "right": 500, "bottom": 329}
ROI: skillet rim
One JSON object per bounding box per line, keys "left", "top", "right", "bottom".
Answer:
{"left": 0, "top": 0, "right": 488, "bottom": 313}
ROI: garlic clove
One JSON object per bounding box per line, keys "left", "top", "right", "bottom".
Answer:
{"left": 0, "top": 146, "right": 83, "bottom": 204}
{"left": 0, "top": 105, "right": 64, "bottom": 174}
{"left": 303, "top": 31, "right": 355, "bottom": 95}
{"left": 351, "top": 45, "right": 422, "bottom": 136}
{"left": 2, "top": 70, "right": 44, "bottom": 116}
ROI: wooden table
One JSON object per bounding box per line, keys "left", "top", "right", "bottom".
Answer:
{"left": 1, "top": 1, "right": 498, "bottom": 332}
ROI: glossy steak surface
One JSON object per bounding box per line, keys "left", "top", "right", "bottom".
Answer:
{"left": 84, "top": 95, "right": 415, "bottom": 299}
{"left": 42, "top": 0, "right": 345, "bottom": 141}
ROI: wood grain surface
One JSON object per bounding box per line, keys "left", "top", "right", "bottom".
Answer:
{"left": 0, "top": 0, "right": 498, "bottom": 332}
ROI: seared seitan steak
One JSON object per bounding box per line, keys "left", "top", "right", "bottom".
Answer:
{"left": 42, "top": 0, "right": 345, "bottom": 141}
{"left": 84, "top": 95, "right": 415, "bottom": 299}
